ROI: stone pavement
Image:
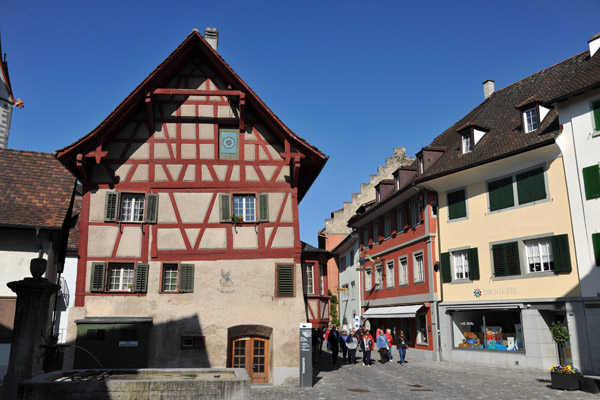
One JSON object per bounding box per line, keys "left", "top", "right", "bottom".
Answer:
{"left": 252, "top": 348, "right": 598, "bottom": 399}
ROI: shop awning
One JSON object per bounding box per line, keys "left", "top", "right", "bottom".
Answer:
{"left": 363, "top": 304, "right": 423, "bottom": 319}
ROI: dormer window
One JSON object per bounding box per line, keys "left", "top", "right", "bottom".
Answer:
{"left": 418, "top": 157, "right": 424, "bottom": 174}
{"left": 524, "top": 107, "right": 538, "bottom": 133}
{"left": 462, "top": 133, "right": 473, "bottom": 154}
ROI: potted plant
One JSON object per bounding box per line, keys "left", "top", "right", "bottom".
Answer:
{"left": 549, "top": 321, "right": 579, "bottom": 390}
{"left": 550, "top": 365, "right": 580, "bottom": 391}
{"left": 231, "top": 214, "right": 243, "bottom": 224}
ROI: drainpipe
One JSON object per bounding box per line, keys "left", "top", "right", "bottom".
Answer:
{"left": 434, "top": 192, "right": 444, "bottom": 362}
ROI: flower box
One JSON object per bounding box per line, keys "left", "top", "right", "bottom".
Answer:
{"left": 551, "top": 371, "right": 580, "bottom": 391}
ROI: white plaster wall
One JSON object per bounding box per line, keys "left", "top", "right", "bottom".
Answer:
{"left": 55, "top": 255, "right": 78, "bottom": 343}
{"left": 556, "top": 87, "right": 600, "bottom": 298}
{"left": 338, "top": 241, "right": 360, "bottom": 332}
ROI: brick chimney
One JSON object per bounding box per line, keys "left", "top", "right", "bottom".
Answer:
{"left": 205, "top": 27, "right": 219, "bottom": 51}
{"left": 589, "top": 32, "right": 600, "bottom": 57}
{"left": 483, "top": 80, "right": 495, "bottom": 100}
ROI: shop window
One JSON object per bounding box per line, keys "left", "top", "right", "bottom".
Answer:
{"left": 416, "top": 314, "right": 428, "bottom": 345}
{"left": 302, "top": 264, "right": 314, "bottom": 295}
{"left": 452, "top": 309, "right": 524, "bottom": 352}
{"left": 104, "top": 192, "right": 158, "bottom": 223}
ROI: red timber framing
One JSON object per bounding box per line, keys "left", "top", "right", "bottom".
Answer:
{"left": 59, "top": 31, "right": 327, "bottom": 308}
{"left": 301, "top": 244, "right": 333, "bottom": 329}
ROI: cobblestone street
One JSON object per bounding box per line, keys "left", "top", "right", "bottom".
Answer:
{"left": 252, "top": 349, "right": 598, "bottom": 400}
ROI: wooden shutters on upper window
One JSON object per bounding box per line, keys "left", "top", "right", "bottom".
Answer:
{"left": 90, "top": 262, "right": 106, "bottom": 292}
{"left": 103, "top": 191, "right": 158, "bottom": 223}
{"left": 592, "top": 100, "right": 600, "bottom": 132}
{"left": 492, "top": 242, "right": 520, "bottom": 277}
{"left": 488, "top": 177, "right": 514, "bottom": 211}
{"left": 551, "top": 234, "right": 571, "bottom": 273}
{"left": 179, "top": 264, "right": 195, "bottom": 293}
{"left": 134, "top": 263, "right": 149, "bottom": 293}
{"left": 516, "top": 167, "right": 546, "bottom": 205}
{"left": 583, "top": 165, "right": 600, "bottom": 199}
{"left": 276, "top": 265, "right": 294, "bottom": 297}
{"left": 441, "top": 252, "right": 451, "bottom": 283}
{"left": 467, "top": 248, "right": 480, "bottom": 280}
{"left": 447, "top": 190, "right": 466, "bottom": 220}
{"left": 258, "top": 194, "right": 269, "bottom": 222}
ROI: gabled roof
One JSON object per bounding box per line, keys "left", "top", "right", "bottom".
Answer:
{"left": 0, "top": 149, "right": 75, "bottom": 230}
{"left": 418, "top": 50, "right": 599, "bottom": 182}
{"left": 56, "top": 30, "right": 327, "bottom": 201}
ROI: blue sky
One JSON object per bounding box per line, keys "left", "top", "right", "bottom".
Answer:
{"left": 2, "top": 0, "right": 600, "bottom": 245}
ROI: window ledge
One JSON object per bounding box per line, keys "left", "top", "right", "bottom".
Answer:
{"left": 592, "top": 130, "right": 600, "bottom": 138}
{"left": 450, "top": 279, "right": 473, "bottom": 285}
{"left": 414, "top": 280, "right": 425, "bottom": 284}
{"left": 447, "top": 216, "right": 468, "bottom": 223}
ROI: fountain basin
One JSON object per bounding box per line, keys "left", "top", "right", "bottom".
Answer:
{"left": 19, "top": 368, "right": 250, "bottom": 400}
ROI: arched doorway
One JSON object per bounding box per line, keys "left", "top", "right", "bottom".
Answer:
{"left": 228, "top": 325, "right": 272, "bottom": 384}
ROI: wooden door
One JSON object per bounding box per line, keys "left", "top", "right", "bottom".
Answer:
{"left": 232, "top": 337, "right": 269, "bottom": 383}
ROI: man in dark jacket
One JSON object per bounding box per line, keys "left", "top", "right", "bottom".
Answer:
{"left": 328, "top": 325, "right": 340, "bottom": 364}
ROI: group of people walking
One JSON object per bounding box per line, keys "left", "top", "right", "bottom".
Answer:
{"left": 315, "top": 324, "right": 408, "bottom": 366}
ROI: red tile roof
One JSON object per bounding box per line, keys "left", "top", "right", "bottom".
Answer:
{"left": 66, "top": 196, "right": 81, "bottom": 253}
{"left": 0, "top": 149, "right": 75, "bottom": 229}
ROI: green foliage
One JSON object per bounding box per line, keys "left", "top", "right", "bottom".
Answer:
{"left": 328, "top": 289, "right": 340, "bottom": 326}
{"left": 550, "top": 321, "right": 570, "bottom": 345}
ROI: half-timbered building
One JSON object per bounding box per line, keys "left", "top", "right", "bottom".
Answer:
{"left": 56, "top": 28, "right": 327, "bottom": 384}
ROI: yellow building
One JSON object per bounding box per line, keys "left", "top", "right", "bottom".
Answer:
{"left": 417, "top": 55, "right": 590, "bottom": 371}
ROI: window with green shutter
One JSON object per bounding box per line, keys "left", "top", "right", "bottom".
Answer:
{"left": 90, "top": 262, "right": 106, "bottom": 292}
{"left": 551, "top": 234, "right": 572, "bottom": 273}
{"left": 220, "top": 194, "right": 231, "bottom": 222}
{"left": 488, "top": 177, "right": 514, "bottom": 211}
{"left": 467, "top": 248, "right": 480, "bottom": 280}
{"left": 104, "top": 192, "right": 119, "bottom": 222}
{"left": 144, "top": 194, "right": 159, "bottom": 224}
{"left": 592, "top": 100, "right": 600, "bottom": 132}
{"left": 592, "top": 233, "right": 600, "bottom": 267}
{"left": 276, "top": 264, "right": 294, "bottom": 297}
{"left": 583, "top": 165, "right": 600, "bottom": 200}
{"left": 516, "top": 167, "right": 546, "bottom": 205}
{"left": 179, "top": 264, "right": 195, "bottom": 293}
{"left": 441, "top": 252, "right": 451, "bottom": 283}
{"left": 492, "top": 242, "right": 521, "bottom": 277}
{"left": 258, "top": 194, "right": 269, "bottom": 222}
{"left": 447, "top": 189, "right": 467, "bottom": 220}
{"left": 134, "top": 263, "right": 149, "bottom": 293}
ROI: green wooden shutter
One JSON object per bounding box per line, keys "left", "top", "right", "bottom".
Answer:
{"left": 258, "top": 194, "right": 269, "bottom": 222}
{"left": 180, "top": 264, "right": 195, "bottom": 293}
{"left": 583, "top": 165, "right": 600, "bottom": 199}
{"left": 593, "top": 100, "right": 600, "bottom": 131}
{"left": 90, "top": 262, "right": 106, "bottom": 292}
{"left": 104, "top": 192, "right": 119, "bottom": 222}
{"left": 145, "top": 194, "right": 159, "bottom": 224}
{"left": 467, "top": 248, "right": 480, "bottom": 280}
{"left": 592, "top": 233, "right": 600, "bottom": 267}
{"left": 134, "top": 263, "right": 149, "bottom": 293}
{"left": 447, "top": 190, "right": 466, "bottom": 220}
{"left": 492, "top": 242, "right": 520, "bottom": 277}
{"left": 489, "top": 177, "right": 514, "bottom": 211}
{"left": 517, "top": 168, "right": 546, "bottom": 205}
{"left": 276, "top": 265, "right": 294, "bottom": 297}
{"left": 441, "top": 252, "right": 451, "bottom": 283}
{"left": 220, "top": 194, "right": 231, "bottom": 222}
{"left": 552, "top": 234, "right": 572, "bottom": 273}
